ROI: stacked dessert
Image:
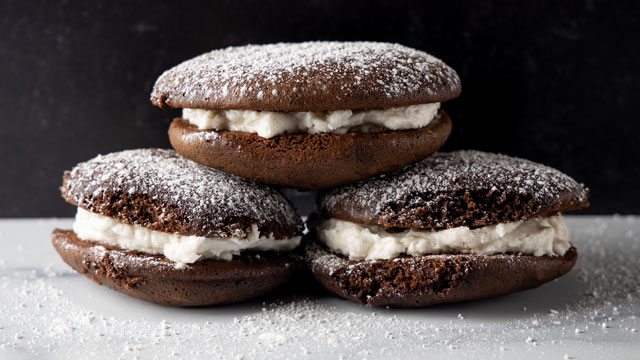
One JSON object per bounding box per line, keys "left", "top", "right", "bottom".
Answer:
{"left": 309, "top": 151, "right": 589, "bottom": 306}
{"left": 53, "top": 42, "right": 589, "bottom": 307}
{"left": 53, "top": 149, "right": 304, "bottom": 306}
{"left": 151, "top": 42, "right": 459, "bottom": 189}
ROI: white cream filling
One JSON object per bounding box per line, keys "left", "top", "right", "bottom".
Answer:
{"left": 182, "top": 103, "right": 440, "bottom": 138}
{"left": 73, "top": 208, "right": 301, "bottom": 267}
{"left": 316, "top": 215, "right": 571, "bottom": 260}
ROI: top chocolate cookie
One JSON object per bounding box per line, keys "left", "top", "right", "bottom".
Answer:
{"left": 319, "top": 150, "right": 590, "bottom": 229}
{"left": 61, "top": 149, "right": 303, "bottom": 240}
{"left": 151, "top": 42, "right": 461, "bottom": 112}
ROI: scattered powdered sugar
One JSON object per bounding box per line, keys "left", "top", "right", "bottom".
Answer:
{"left": 62, "top": 149, "right": 303, "bottom": 239}
{"left": 1, "top": 216, "right": 637, "bottom": 358}
{"left": 321, "top": 150, "right": 590, "bottom": 228}
{"left": 151, "top": 41, "right": 460, "bottom": 111}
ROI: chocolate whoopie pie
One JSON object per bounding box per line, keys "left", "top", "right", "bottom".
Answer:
{"left": 151, "top": 41, "right": 461, "bottom": 190}
{"left": 52, "top": 149, "right": 304, "bottom": 306}
{"left": 307, "top": 150, "right": 590, "bottom": 307}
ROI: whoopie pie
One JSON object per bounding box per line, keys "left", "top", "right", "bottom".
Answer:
{"left": 151, "top": 41, "right": 460, "bottom": 190}
{"left": 52, "top": 149, "right": 304, "bottom": 306}
{"left": 307, "top": 150, "right": 590, "bottom": 307}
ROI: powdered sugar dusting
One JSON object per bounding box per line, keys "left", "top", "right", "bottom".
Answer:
{"left": 62, "top": 149, "right": 303, "bottom": 239}
{"left": 321, "top": 150, "right": 589, "bottom": 228}
{"left": 1, "top": 217, "right": 637, "bottom": 358}
{"left": 151, "top": 41, "right": 461, "bottom": 111}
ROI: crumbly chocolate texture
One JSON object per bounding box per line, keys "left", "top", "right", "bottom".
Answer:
{"left": 52, "top": 229, "right": 301, "bottom": 306}
{"left": 169, "top": 111, "right": 452, "bottom": 190}
{"left": 151, "top": 41, "right": 461, "bottom": 112}
{"left": 305, "top": 239, "right": 577, "bottom": 307}
{"left": 61, "top": 149, "right": 303, "bottom": 239}
{"left": 319, "top": 150, "right": 590, "bottom": 229}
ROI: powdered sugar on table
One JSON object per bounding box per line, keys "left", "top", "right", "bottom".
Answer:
{"left": 0, "top": 217, "right": 638, "bottom": 359}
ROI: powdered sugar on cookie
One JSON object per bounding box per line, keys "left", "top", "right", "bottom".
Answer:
{"left": 62, "top": 149, "right": 303, "bottom": 239}
{"left": 151, "top": 41, "right": 461, "bottom": 112}
{"left": 320, "top": 150, "right": 590, "bottom": 229}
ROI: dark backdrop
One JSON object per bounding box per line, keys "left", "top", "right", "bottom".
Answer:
{"left": 1, "top": 0, "right": 639, "bottom": 216}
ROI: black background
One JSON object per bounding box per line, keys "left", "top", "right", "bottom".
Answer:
{"left": 1, "top": 0, "right": 639, "bottom": 217}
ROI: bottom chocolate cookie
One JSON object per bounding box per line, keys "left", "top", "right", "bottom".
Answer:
{"left": 53, "top": 229, "right": 300, "bottom": 306}
{"left": 305, "top": 239, "right": 577, "bottom": 307}
{"left": 168, "top": 110, "right": 452, "bottom": 191}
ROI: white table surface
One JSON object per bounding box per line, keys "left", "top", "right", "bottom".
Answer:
{"left": 0, "top": 216, "right": 638, "bottom": 359}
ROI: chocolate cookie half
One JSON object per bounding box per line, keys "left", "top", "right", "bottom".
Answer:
{"left": 53, "top": 149, "right": 304, "bottom": 306}
{"left": 308, "top": 150, "right": 590, "bottom": 307}
{"left": 151, "top": 42, "right": 461, "bottom": 190}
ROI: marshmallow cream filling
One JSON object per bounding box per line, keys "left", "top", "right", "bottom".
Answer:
{"left": 316, "top": 215, "right": 571, "bottom": 260}
{"left": 182, "top": 103, "right": 440, "bottom": 138}
{"left": 73, "top": 208, "right": 301, "bottom": 267}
